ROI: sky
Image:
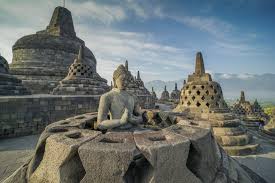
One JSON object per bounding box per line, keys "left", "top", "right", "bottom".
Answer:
{"left": 0, "top": 0, "right": 274, "bottom": 83}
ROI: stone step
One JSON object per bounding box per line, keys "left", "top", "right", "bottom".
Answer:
{"left": 222, "top": 143, "right": 260, "bottom": 156}
{"left": 215, "top": 134, "right": 252, "bottom": 146}
{"left": 213, "top": 126, "right": 246, "bottom": 136}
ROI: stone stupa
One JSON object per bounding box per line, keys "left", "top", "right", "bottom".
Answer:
{"left": 174, "top": 52, "right": 259, "bottom": 156}
{"left": 0, "top": 54, "right": 30, "bottom": 95}
{"left": 160, "top": 85, "right": 170, "bottom": 101}
{"left": 232, "top": 91, "right": 267, "bottom": 129}
{"left": 123, "top": 61, "right": 155, "bottom": 109}
{"left": 170, "top": 83, "right": 180, "bottom": 103}
{"left": 52, "top": 45, "right": 109, "bottom": 95}
{"left": 9, "top": 6, "right": 100, "bottom": 94}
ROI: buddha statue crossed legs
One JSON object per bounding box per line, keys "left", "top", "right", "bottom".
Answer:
{"left": 96, "top": 64, "right": 143, "bottom": 130}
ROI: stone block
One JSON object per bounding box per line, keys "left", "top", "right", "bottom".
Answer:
{"left": 78, "top": 132, "right": 136, "bottom": 183}
{"left": 134, "top": 130, "right": 201, "bottom": 183}
{"left": 29, "top": 129, "right": 101, "bottom": 183}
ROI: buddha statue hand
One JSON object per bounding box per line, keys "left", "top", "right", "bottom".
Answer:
{"left": 120, "top": 108, "right": 129, "bottom": 125}
{"left": 128, "top": 113, "right": 143, "bottom": 125}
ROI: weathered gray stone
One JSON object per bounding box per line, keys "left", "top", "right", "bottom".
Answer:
{"left": 78, "top": 132, "right": 136, "bottom": 183}
{"left": 29, "top": 129, "right": 101, "bottom": 183}
{"left": 134, "top": 130, "right": 201, "bottom": 183}
{"left": 0, "top": 54, "right": 30, "bottom": 96}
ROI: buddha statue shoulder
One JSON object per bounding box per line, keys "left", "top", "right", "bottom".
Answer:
{"left": 96, "top": 64, "right": 143, "bottom": 130}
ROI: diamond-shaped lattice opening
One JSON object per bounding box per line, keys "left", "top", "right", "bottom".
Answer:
{"left": 201, "top": 85, "right": 205, "bottom": 89}
{"left": 192, "top": 96, "right": 196, "bottom": 101}
{"left": 192, "top": 86, "right": 196, "bottom": 89}
{"left": 74, "top": 66, "right": 77, "bottom": 69}
{"left": 206, "top": 90, "right": 209, "bottom": 95}
{"left": 211, "top": 96, "right": 214, "bottom": 100}
{"left": 77, "top": 69, "right": 80, "bottom": 72}
{"left": 186, "top": 86, "right": 189, "bottom": 89}
{"left": 210, "top": 85, "right": 214, "bottom": 89}
{"left": 73, "top": 72, "right": 76, "bottom": 75}
{"left": 77, "top": 64, "right": 81, "bottom": 66}
{"left": 214, "top": 89, "right": 217, "bottom": 94}
{"left": 201, "top": 96, "right": 205, "bottom": 100}
{"left": 216, "top": 102, "right": 219, "bottom": 106}
{"left": 81, "top": 73, "right": 84, "bottom": 75}
{"left": 196, "top": 102, "right": 201, "bottom": 107}
{"left": 123, "top": 153, "right": 153, "bottom": 182}
{"left": 188, "top": 90, "right": 192, "bottom": 94}
{"left": 185, "top": 96, "right": 187, "bottom": 100}
{"left": 206, "top": 103, "right": 210, "bottom": 108}
{"left": 196, "top": 91, "right": 201, "bottom": 95}
{"left": 218, "top": 95, "right": 221, "bottom": 99}
{"left": 187, "top": 101, "right": 191, "bottom": 106}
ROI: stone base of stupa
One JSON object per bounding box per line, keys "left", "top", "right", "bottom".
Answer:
{"left": 259, "top": 127, "right": 275, "bottom": 140}
{"left": 241, "top": 116, "right": 264, "bottom": 130}
{"left": 201, "top": 112, "right": 260, "bottom": 156}
{"left": 0, "top": 73, "right": 31, "bottom": 95}
{"left": 52, "top": 78, "right": 109, "bottom": 95}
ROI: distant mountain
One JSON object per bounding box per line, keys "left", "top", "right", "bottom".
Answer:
{"left": 145, "top": 73, "right": 275, "bottom": 103}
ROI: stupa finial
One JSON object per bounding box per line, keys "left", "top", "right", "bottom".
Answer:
{"left": 175, "top": 83, "right": 177, "bottom": 90}
{"left": 164, "top": 85, "right": 167, "bottom": 91}
{"left": 125, "top": 60, "right": 128, "bottom": 71}
{"left": 195, "top": 52, "right": 205, "bottom": 75}
{"left": 240, "top": 91, "right": 245, "bottom": 102}
{"left": 137, "top": 71, "right": 141, "bottom": 80}
{"left": 76, "top": 45, "right": 84, "bottom": 62}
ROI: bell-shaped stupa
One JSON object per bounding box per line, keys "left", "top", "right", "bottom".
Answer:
{"left": 174, "top": 52, "right": 259, "bottom": 156}
{"left": 52, "top": 45, "right": 109, "bottom": 95}
{"left": 170, "top": 83, "right": 180, "bottom": 103}
{"left": 160, "top": 86, "right": 170, "bottom": 101}
{"left": 9, "top": 6, "right": 99, "bottom": 94}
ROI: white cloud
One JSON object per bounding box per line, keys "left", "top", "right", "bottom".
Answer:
{"left": 76, "top": 25, "right": 193, "bottom": 82}
{"left": 71, "top": 1, "right": 127, "bottom": 25}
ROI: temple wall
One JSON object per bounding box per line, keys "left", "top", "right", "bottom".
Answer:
{"left": 0, "top": 94, "right": 100, "bottom": 138}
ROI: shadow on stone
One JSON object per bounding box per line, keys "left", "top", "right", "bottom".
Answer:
{"left": 123, "top": 153, "right": 154, "bottom": 183}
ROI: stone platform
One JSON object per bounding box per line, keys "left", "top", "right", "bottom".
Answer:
{"left": 3, "top": 113, "right": 266, "bottom": 183}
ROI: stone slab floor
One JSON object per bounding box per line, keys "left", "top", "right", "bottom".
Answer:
{"left": 0, "top": 130, "right": 275, "bottom": 182}
{"left": 0, "top": 135, "right": 39, "bottom": 182}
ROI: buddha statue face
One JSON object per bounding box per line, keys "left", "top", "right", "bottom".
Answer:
{"left": 115, "top": 73, "right": 128, "bottom": 90}
{"left": 113, "top": 64, "right": 129, "bottom": 90}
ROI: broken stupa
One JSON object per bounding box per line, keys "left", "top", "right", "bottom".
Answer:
{"left": 174, "top": 52, "right": 259, "bottom": 156}
{"left": 3, "top": 64, "right": 266, "bottom": 183}
{"left": 52, "top": 45, "right": 109, "bottom": 95}
{"left": 0, "top": 54, "right": 30, "bottom": 95}
{"left": 9, "top": 6, "right": 104, "bottom": 94}
{"left": 232, "top": 91, "right": 268, "bottom": 129}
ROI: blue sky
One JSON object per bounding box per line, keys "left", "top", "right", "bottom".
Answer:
{"left": 0, "top": 0, "right": 274, "bottom": 82}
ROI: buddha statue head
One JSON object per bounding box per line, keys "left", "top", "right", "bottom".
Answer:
{"left": 113, "top": 64, "right": 129, "bottom": 90}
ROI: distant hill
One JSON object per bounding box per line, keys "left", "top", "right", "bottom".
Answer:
{"left": 145, "top": 73, "right": 275, "bottom": 103}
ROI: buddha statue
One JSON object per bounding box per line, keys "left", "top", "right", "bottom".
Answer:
{"left": 96, "top": 64, "right": 143, "bottom": 130}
